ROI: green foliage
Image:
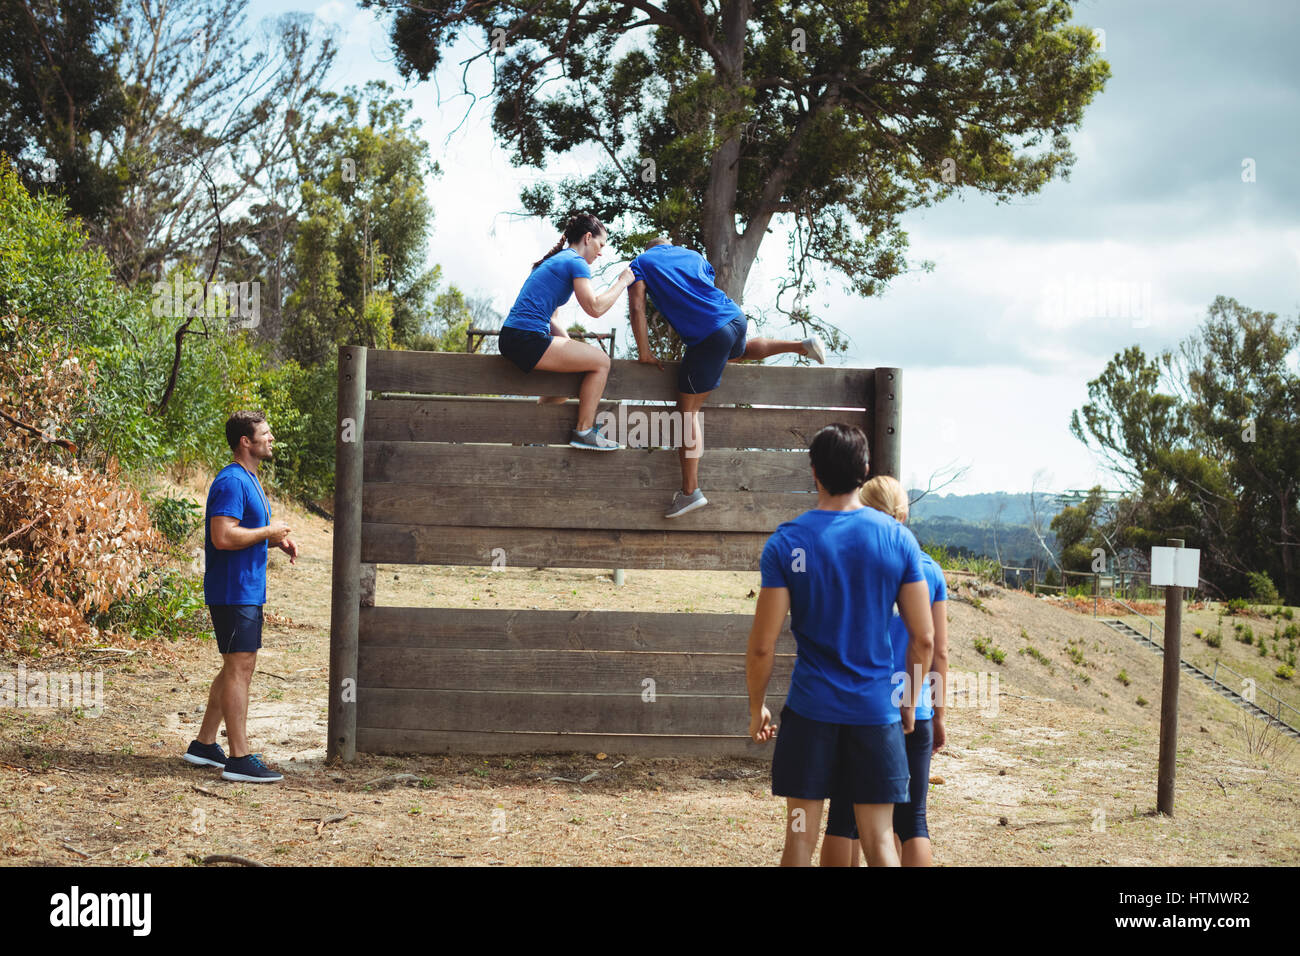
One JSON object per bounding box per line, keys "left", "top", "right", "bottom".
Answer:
{"left": 91, "top": 567, "right": 207, "bottom": 643}
{"left": 1277, "top": 664, "right": 1295, "bottom": 681}
{"left": 148, "top": 494, "right": 202, "bottom": 546}
{"left": 392, "top": 0, "right": 1108, "bottom": 349}
{"left": 1226, "top": 598, "right": 1251, "bottom": 615}
{"left": 284, "top": 81, "right": 439, "bottom": 366}
{"left": 1136, "top": 696, "right": 1148, "bottom": 707}
{"left": 1071, "top": 297, "right": 1300, "bottom": 603}
{"left": 1247, "top": 572, "right": 1280, "bottom": 605}
{"left": 1205, "top": 630, "right": 1222, "bottom": 648}
{"left": 1019, "top": 645, "right": 1054, "bottom": 672}
{"left": 1116, "top": 669, "right": 1130, "bottom": 687}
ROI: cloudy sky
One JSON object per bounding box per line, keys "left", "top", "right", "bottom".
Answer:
{"left": 265, "top": 0, "right": 1300, "bottom": 494}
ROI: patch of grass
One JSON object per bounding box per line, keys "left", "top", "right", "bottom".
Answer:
{"left": 1276, "top": 664, "right": 1294, "bottom": 681}
{"left": 1116, "top": 669, "right": 1131, "bottom": 687}
{"left": 1136, "top": 695, "right": 1149, "bottom": 707}
{"left": 1206, "top": 630, "right": 1222, "bottom": 648}
{"left": 1019, "top": 645, "right": 1054, "bottom": 673}
{"left": 974, "top": 635, "right": 1006, "bottom": 664}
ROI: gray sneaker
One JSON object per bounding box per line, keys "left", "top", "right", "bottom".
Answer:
{"left": 665, "top": 489, "right": 708, "bottom": 518}
{"left": 801, "top": 335, "right": 826, "bottom": 365}
{"left": 570, "top": 424, "right": 622, "bottom": 451}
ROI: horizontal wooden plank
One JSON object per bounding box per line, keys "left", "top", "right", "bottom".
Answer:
{"left": 356, "top": 647, "right": 793, "bottom": 694}
{"left": 364, "top": 442, "right": 816, "bottom": 493}
{"left": 356, "top": 727, "right": 773, "bottom": 757}
{"left": 366, "top": 350, "right": 870, "bottom": 408}
{"left": 364, "top": 398, "right": 865, "bottom": 450}
{"left": 359, "top": 607, "right": 794, "bottom": 654}
{"left": 361, "top": 524, "right": 769, "bottom": 570}
{"left": 362, "top": 484, "right": 808, "bottom": 533}
{"left": 357, "top": 689, "right": 784, "bottom": 736}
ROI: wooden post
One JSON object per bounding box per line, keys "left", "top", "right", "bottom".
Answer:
{"left": 328, "top": 345, "right": 366, "bottom": 764}
{"left": 870, "top": 367, "right": 901, "bottom": 478}
{"left": 1157, "top": 537, "right": 1184, "bottom": 815}
{"left": 1094, "top": 572, "right": 1099, "bottom": 618}
{"left": 1032, "top": 566, "right": 1038, "bottom": 596}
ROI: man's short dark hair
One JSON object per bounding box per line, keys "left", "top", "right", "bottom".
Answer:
{"left": 226, "top": 410, "right": 266, "bottom": 453}
{"left": 645, "top": 237, "right": 671, "bottom": 250}
{"left": 809, "top": 423, "right": 869, "bottom": 495}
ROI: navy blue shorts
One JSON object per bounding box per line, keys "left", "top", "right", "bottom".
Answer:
{"left": 826, "top": 718, "right": 933, "bottom": 840}
{"left": 771, "top": 705, "right": 909, "bottom": 805}
{"left": 209, "top": 604, "right": 263, "bottom": 654}
{"left": 498, "top": 325, "right": 553, "bottom": 373}
{"left": 679, "top": 316, "right": 746, "bottom": 394}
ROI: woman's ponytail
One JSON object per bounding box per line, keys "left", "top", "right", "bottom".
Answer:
{"left": 531, "top": 211, "right": 606, "bottom": 270}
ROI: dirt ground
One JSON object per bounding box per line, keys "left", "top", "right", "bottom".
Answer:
{"left": 1, "top": 473, "right": 1297, "bottom": 866}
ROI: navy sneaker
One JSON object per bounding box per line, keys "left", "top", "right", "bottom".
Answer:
{"left": 181, "top": 739, "right": 228, "bottom": 768}
{"left": 221, "top": 753, "right": 283, "bottom": 783}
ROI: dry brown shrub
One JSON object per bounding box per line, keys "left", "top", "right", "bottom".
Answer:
{"left": 1, "top": 314, "right": 165, "bottom": 652}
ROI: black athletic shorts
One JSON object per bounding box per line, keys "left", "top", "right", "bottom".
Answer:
{"left": 498, "top": 325, "right": 553, "bottom": 373}
{"left": 209, "top": 604, "right": 263, "bottom": 654}
{"left": 771, "top": 704, "right": 909, "bottom": 804}
{"left": 825, "top": 718, "right": 933, "bottom": 840}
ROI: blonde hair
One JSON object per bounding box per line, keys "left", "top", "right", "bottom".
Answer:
{"left": 859, "top": 475, "right": 908, "bottom": 521}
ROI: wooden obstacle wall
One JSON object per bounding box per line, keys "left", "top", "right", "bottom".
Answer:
{"left": 327, "top": 347, "right": 901, "bottom": 760}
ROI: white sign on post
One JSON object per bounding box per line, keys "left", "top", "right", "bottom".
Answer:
{"left": 1150, "top": 547, "right": 1201, "bottom": 588}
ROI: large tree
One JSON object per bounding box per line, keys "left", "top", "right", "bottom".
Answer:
{"left": 0, "top": 0, "right": 126, "bottom": 222}
{"left": 1071, "top": 297, "right": 1300, "bottom": 602}
{"left": 367, "top": 0, "right": 1108, "bottom": 341}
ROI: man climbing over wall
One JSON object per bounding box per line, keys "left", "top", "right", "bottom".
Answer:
{"left": 627, "top": 239, "right": 826, "bottom": 517}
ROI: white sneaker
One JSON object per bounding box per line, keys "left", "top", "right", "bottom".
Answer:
{"left": 665, "top": 489, "right": 708, "bottom": 518}
{"left": 802, "top": 335, "right": 826, "bottom": 365}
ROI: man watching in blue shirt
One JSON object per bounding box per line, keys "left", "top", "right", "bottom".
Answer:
{"left": 181, "top": 411, "right": 296, "bottom": 783}
{"left": 746, "top": 424, "right": 934, "bottom": 866}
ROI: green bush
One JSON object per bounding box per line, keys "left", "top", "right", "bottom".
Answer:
{"left": 1116, "top": 669, "right": 1130, "bottom": 686}
{"left": 1226, "top": 597, "right": 1250, "bottom": 615}
{"left": 90, "top": 566, "right": 207, "bottom": 643}
{"left": 1206, "top": 630, "right": 1222, "bottom": 648}
{"left": 1246, "top": 571, "right": 1280, "bottom": 605}
{"left": 148, "top": 494, "right": 202, "bottom": 546}
{"left": 1276, "top": 664, "right": 1294, "bottom": 681}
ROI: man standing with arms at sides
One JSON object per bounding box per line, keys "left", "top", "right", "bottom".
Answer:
{"left": 746, "top": 424, "right": 934, "bottom": 866}
{"left": 627, "top": 238, "right": 825, "bottom": 517}
{"left": 181, "top": 411, "right": 296, "bottom": 783}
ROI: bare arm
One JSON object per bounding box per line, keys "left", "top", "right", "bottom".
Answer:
{"left": 930, "top": 598, "right": 949, "bottom": 749}
{"left": 746, "top": 586, "right": 790, "bottom": 742}
{"left": 211, "top": 514, "right": 291, "bottom": 551}
{"left": 571, "top": 269, "right": 634, "bottom": 318}
{"left": 896, "top": 579, "right": 935, "bottom": 732}
{"left": 627, "top": 281, "right": 664, "bottom": 369}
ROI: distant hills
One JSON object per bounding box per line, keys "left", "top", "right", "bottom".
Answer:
{"left": 906, "top": 491, "right": 1063, "bottom": 566}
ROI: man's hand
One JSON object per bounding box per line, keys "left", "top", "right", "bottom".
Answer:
{"left": 749, "top": 705, "right": 776, "bottom": 743}
{"left": 266, "top": 520, "right": 292, "bottom": 546}
{"left": 900, "top": 703, "right": 916, "bottom": 735}
{"left": 638, "top": 352, "right": 665, "bottom": 371}
{"left": 279, "top": 537, "right": 298, "bottom": 565}
{"left": 931, "top": 714, "right": 946, "bottom": 753}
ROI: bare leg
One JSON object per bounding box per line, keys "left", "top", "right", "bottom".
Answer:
{"left": 780, "top": 798, "right": 826, "bottom": 866}
{"left": 676, "top": 391, "right": 709, "bottom": 494}
{"left": 854, "top": 803, "right": 900, "bottom": 867}
{"left": 534, "top": 338, "right": 611, "bottom": 432}
{"left": 901, "top": 836, "right": 933, "bottom": 866}
{"left": 733, "top": 337, "right": 809, "bottom": 362}
{"left": 818, "top": 833, "right": 862, "bottom": 867}
{"left": 196, "top": 669, "right": 226, "bottom": 745}
{"left": 220, "top": 651, "right": 258, "bottom": 758}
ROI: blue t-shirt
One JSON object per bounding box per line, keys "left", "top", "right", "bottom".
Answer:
{"left": 888, "top": 552, "right": 947, "bottom": 721}
{"left": 759, "top": 507, "right": 925, "bottom": 725}
{"left": 204, "top": 463, "right": 270, "bottom": 606}
{"left": 502, "top": 248, "right": 592, "bottom": 334}
{"left": 628, "top": 245, "right": 743, "bottom": 346}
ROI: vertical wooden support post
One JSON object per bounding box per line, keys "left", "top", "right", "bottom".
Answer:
{"left": 871, "top": 367, "right": 902, "bottom": 479}
{"left": 1157, "top": 537, "right": 1184, "bottom": 815}
{"left": 328, "top": 345, "right": 366, "bottom": 764}
{"left": 1032, "top": 567, "right": 1038, "bottom": 596}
